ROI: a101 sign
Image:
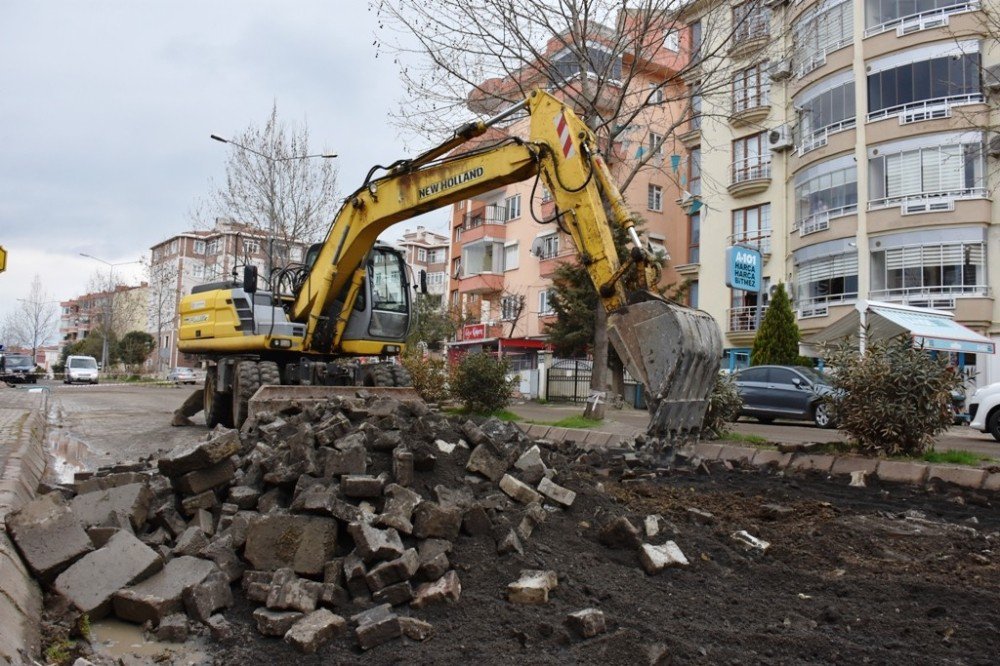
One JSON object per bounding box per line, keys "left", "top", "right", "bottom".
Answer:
{"left": 725, "top": 246, "right": 762, "bottom": 293}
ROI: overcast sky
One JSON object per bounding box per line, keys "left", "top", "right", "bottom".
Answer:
{"left": 0, "top": 0, "right": 450, "bottom": 333}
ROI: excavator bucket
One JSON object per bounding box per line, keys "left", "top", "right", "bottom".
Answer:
{"left": 248, "top": 384, "right": 423, "bottom": 421}
{"left": 608, "top": 299, "right": 723, "bottom": 441}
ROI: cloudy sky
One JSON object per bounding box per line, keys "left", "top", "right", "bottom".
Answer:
{"left": 0, "top": 0, "right": 450, "bottom": 333}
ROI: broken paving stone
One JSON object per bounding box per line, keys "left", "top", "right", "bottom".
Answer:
{"left": 285, "top": 609, "right": 347, "bottom": 654}
{"left": 348, "top": 522, "right": 405, "bottom": 563}
{"left": 320, "top": 583, "right": 349, "bottom": 608}
{"left": 172, "top": 526, "right": 209, "bottom": 557}
{"left": 731, "top": 530, "right": 770, "bottom": 553}
{"left": 498, "top": 529, "right": 524, "bottom": 556}
{"left": 399, "top": 616, "right": 434, "bottom": 641}
{"left": 537, "top": 477, "right": 576, "bottom": 508}
{"left": 393, "top": 448, "right": 414, "bottom": 487}
{"left": 435, "top": 440, "right": 455, "bottom": 454}
{"left": 412, "top": 501, "right": 462, "bottom": 540}
{"left": 6, "top": 493, "right": 94, "bottom": 583}
{"left": 200, "top": 534, "right": 244, "bottom": 583}
{"left": 342, "top": 475, "right": 386, "bottom": 499}
{"left": 180, "top": 490, "right": 218, "bottom": 517}
{"left": 154, "top": 613, "right": 190, "bottom": 642}
{"left": 158, "top": 429, "right": 241, "bottom": 477}
{"left": 174, "top": 458, "right": 236, "bottom": 496}
{"left": 760, "top": 504, "right": 794, "bottom": 520}
{"left": 598, "top": 516, "right": 642, "bottom": 550}
{"left": 86, "top": 526, "right": 118, "bottom": 549}
{"left": 343, "top": 553, "right": 371, "bottom": 599}
{"left": 353, "top": 604, "right": 402, "bottom": 650}
{"left": 324, "top": 444, "right": 367, "bottom": 477}
{"left": 207, "top": 614, "right": 234, "bottom": 641}
{"left": 71, "top": 483, "right": 152, "bottom": 530}
{"left": 850, "top": 471, "right": 867, "bottom": 487}
{"left": 153, "top": 503, "right": 188, "bottom": 538}
{"left": 228, "top": 486, "right": 261, "bottom": 510}
{"left": 365, "top": 549, "right": 419, "bottom": 591}
{"left": 514, "top": 445, "right": 548, "bottom": 485}
{"left": 54, "top": 530, "right": 163, "bottom": 618}
{"left": 465, "top": 444, "right": 508, "bottom": 482}
{"left": 686, "top": 507, "right": 715, "bottom": 525}
{"left": 566, "top": 608, "right": 607, "bottom": 638}
{"left": 244, "top": 514, "right": 338, "bottom": 576}
{"left": 639, "top": 542, "right": 690, "bottom": 574}
{"left": 411, "top": 570, "right": 461, "bottom": 608}
{"left": 433, "top": 484, "right": 474, "bottom": 510}
{"left": 372, "top": 581, "right": 413, "bottom": 606}
{"left": 507, "top": 570, "right": 558, "bottom": 605}
{"left": 253, "top": 608, "right": 303, "bottom": 637}
{"left": 112, "top": 556, "right": 218, "bottom": 625}
{"left": 183, "top": 569, "right": 233, "bottom": 622}
{"left": 462, "top": 505, "right": 493, "bottom": 536}
{"left": 192, "top": 508, "right": 215, "bottom": 536}
{"left": 499, "top": 474, "right": 542, "bottom": 505}
{"left": 267, "top": 576, "right": 322, "bottom": 613}
{"left": 461, "top": 421, "right": 489, "bottom": 447}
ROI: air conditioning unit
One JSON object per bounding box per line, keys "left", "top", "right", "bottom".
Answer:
{"left": 989, "top": 135, "right": 1000, "bottom": 158}
{"left": 769, "top": 59, "right": 792, "bottom": 81}
{"left": 768, "top": 125, "right": 794, "bottom": 152}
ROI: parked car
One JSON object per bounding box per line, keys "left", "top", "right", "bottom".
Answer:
{"left": 65, "top": 355, "right": 99, "bottom": 384}
{"left": 0, "top": 354, "right": 37, "bottom": 383}
{"left": 166, "top": 367, "right": 197, "bottom": 385}
{"left": 967, "top": 382, "right": 1000, "bottom": 440}
{"left": 733, "top": 364, "right": 837, "bottom": 428}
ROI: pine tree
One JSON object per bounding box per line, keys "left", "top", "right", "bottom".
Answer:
{"left": 750, "top": 283, "right": 801, "bottom": 366}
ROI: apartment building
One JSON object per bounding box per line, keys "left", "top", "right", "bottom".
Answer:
{"left": 60, "top": 282, "right": 149, "bottom": 343}
{"left": 398, "top": 226, "right": 450, "bottom": 305}
{"left": 447, "top": 21, "right": 691, "bottom": 366}
{"left": 148, "top": 218, "right": 310, "bottom": 370}
{"left": 679, "top": 0, "right": 1000, "bottom": 383}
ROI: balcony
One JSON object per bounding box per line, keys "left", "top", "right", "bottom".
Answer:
{"left": 795, "top": 119, "right": 855, "bottom": 157}
{"left": 728, "top": 157, "right": 772, "bottom": 197}
{"left": 866, "top": 94, "right": 985, "bottom": 125}
{"left": 456, "top": 204, "right": 507, "bottom": 244}
{"left": 730, "top": 97, "right": 770, "bottom": 128}
{"left": 864, "top": 1, "right": 980, "bottom": 38}
{"left": 456, "top": 272, "right": 504, "bottom": 295}
{"left": 728, "top": 306, "right": 766, "bottom": 334}
{"left": 729, "top": 17, "right": 769, "bottom": 60}
{"left": 869, "top": 285, "right": 991, "bottom": 311}
{"left": 728, "top": 231, "right": 772, "bottom": 257}
{"left": 794, "top": 205, "right": 857, "bottom": 238}
{"left": 538, "top": 250, "right": 577, "bottom": 278}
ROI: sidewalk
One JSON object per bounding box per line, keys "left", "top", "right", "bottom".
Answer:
{"left": 0, "top": 388, "right": 48, "bottom": 666}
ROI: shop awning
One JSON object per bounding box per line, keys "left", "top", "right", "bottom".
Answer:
{"left": 808, "top": 300, "right": 995, "bottom": 355}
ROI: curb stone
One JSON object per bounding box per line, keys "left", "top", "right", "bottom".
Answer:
{"left": 0, "top": 391, "right": 49, "bottom": 665}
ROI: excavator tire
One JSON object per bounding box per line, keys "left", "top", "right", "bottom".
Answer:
{"left": 390, "top": 365, "right": 412, "bottom": 387}
{"left": 258, "top": 361, "right": 281, "bottom": 387}
{"left": 363, "top": 364, "right": 395, "bottom": 387}
{"left": 204, "top": 367, "right": 232, "bottom": 429}
{"left": 232, "top": 361, "right": 261, "bottom": 430}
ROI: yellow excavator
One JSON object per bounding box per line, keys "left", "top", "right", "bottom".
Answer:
{"left": 177, "top": 89, "right": 722, "bottom": 438}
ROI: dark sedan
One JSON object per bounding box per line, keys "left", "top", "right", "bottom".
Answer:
{"left": 733, "top": 365, "right": 836, "bottom": 428}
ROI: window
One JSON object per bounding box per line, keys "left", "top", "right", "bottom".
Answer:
{"left": 650, "top": 83, "right": 665, "bottom": 104}
{"left": 243, "top": 239, "right": 260, "bottom": 255}
{"left": 732, "top": 3, "right": 770, "bottom": 44}
{"left": 688, "top": 213, "right": 701, "bottom": 264}
{"left": 688, "top": 281, "right": 699, "bottom": 308}
{"left": 192, "top": 264, "right": 204, "bottom": 278}
{"left": 690, "top": 20, "right": 702, "bottom": 60}
{"left": 427, "top": 249, "right": 444, "bottom": 264}
{"left": 206, "top": 240, "right": 220, "bottom": 255}
{"left": 169, "top": 239, "right": 179, "bottom": 254}
{"left": 193, "top": 240, "right": 206, "bottom": 254}
{"left": 454, "top": 226, "right": 463, "bottom": 242}
{"left": 504, "top": 194, "right": 521, "bottom": 221}
{"left": 733, "top": 62, "right": 770, "bottom": 113}
{"left": 417, "top": 248, "right": 427, "bottom": 262}
{"left": 460, "top": 240, "right": 504, "bottom": 276}
{"left": 732, "top": 204, "right": 772, "bottom": 254}
{"left": 865, "top": 0, "right": 979, "bottom": 35}
{"left": 549, "top": 43, "right": 623, "bottom": 83}
{"left": 871, "top": 240, "right": 987, "bottom": 302}
{"left": 732, "top": 132, "right": 770, "bottom": 183}
{"left": 501, "top": 295, "right": 523, "bottom": 321}
{"left": 538, "top": 234, "right": 560, "bottom": 260}
{"left": 794, "top": 155, "right": 858, "bottom": 232}
{"left": 648, "top": 234, "right": 668, "bottom": 262}
{"left": 647, "top": 184, "right": 663, "bottom": 212}
{"left": 689, "top": 147, "right": 701, "bottom": 196}
{"left": 452, "top": 257, "right": 462, "bottom": 278}
{"left": 868, "top": 137, "right": 984, "bottom": 207}
{"left": 541, "top": 186, "right": 552, "bottom": 203}
{"left": 795, "top": 251, "right": 859, "bottom": 308}
{"left": 426, "top": 271, "right": 446, "bottom": 286}
{"left": 793, "top": 0, "right": 853, "bottom": 76}
{"left": 795, "top": 72, "right": 855, "bottom": 151}
{"left": 867, "top": 45, "right": 981, "bottom": 120}
{"left": 504, "top": 243, "right": 519, "bottom": 271}
{"left": 663, "top": 30, "right": 680, "bottom": 52}
{"left": 648, "top": 132, "right": 665, "bottom": 157}
{"left": 539, "top": 289, "right": 555, "bottom": 315}
{"left": 690, "top": 85, "right": 702, "bottom": 131}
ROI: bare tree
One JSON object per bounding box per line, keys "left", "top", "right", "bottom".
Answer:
{"left": 200, "top": 103, "right": 340, "bottom": 250}
{"left": 146, "top": 259, "right": 180, "bottom": 374}
{"left": 3, "top": 275, "right": 59, "bottom": 360}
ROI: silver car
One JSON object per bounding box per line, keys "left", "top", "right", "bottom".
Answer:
{"left": 166, "top": 367, "right": 197, "bottom": 385}
{"left": 733, "top": 365, "right": 837, "bottom": 428}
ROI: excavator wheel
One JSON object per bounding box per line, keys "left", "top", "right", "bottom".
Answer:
{"left": 362, "top": 364, "right": 395, "bottom": 387}
{"left": 204, "top": 366, "right": 232, "bottom": 429}
{"left": 232, "top": 361, "right": 261, "bottom": 430}
{"left": 390, "top": 364, "right": 412, "bottom": 387}
{"left": 258, "top": 361, "right": 281, "bottom": 387}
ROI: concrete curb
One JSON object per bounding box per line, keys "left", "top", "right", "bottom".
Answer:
{"left": 533, "top": 425, "right": 1000, "bottom": 493}
{"left": 0, "top": 391, "right": 48, "bottom": 666}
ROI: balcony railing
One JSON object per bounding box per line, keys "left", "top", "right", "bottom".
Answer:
{"left": 866, "top": 93, "right": 984, "bottom": 124}
{"left": 731, "top": 157, "right": 771, "bottom": 185}
{"left": 797, "top": 293, "right": 858, "bottom": 319}
{"left": 794, "top": 37, "right": 852, "bottom": 79}
{"left": 864, "top": 2, "right": 978, "bottom": 38}
{"left": 728, "top": 231, "right": 772, "bottom": 255}
{"left": 732, "top": 15, "right": 769, "bottom": 47}
{"left": 463, "top": 204, "right": 506, "bottom": 230}
{"left": 795, "top": 118, "right": 856, "bottom": 156}
{"left": 795, "top": 204, "right": 857, "bottom": 237}
{"left": 867, "top": 188, "right": 987, "bottom": 212}
{"left": 869, "top": 285, "right": 990, "bottom": 309}
{"left": 732, "top": 91, "right": 769, "bottom": 115}
{"left": 728, "top": 305, "right": 766, "bottom": 333}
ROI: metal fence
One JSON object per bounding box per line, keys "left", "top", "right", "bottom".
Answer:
{"left": 546, "top": 358, "right": 593, "bottom": 403}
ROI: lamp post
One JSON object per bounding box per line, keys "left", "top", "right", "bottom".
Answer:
{"left": 78, "top": 253, "right": 142, "bottom": 374}
{"left": 209, "top": 134, "right": 336, "bottom": 277}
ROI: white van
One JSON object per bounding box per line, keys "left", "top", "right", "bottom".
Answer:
{"left": 65, "top": 355, "right": 99, "bottom": 384}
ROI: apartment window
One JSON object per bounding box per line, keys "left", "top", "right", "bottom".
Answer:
{"left": 426, "top": 271, "right": 446, "bottom": 286}
{"left": 451, "top": 257, "right": 461, "bottom": 278}
{"left": 243, "top": 239, "right": 260, "bottom": 255}
{"left": 867, "top": 45, "right": 981, "bottom": 120}
{"left": 732, "top": 3, "right": 769, "bottom": 44}
{"left": 169, "top": 239, "right": 179, "bottom": 254}
{"left": 427, "top": 249, "right": 444, "bottom": 264}
{"left": 690, "top": 20, "right": 702, "bottom": 60}
{"left": 454, "top": 226, "right": 463, "bottom": 242}
{"left": 732, "top": 132, "right": 770, "bottom": 183}
{"left": 647, "top": 184, "right": 663, "bottom": 212}
{"left": 732, "top": 204, "right": 772, "bottom": 255}
{"left": 663, "top": 30, "right": 680, "bottom": 52}
{"left": 192, "top": 264, "right": 204, "bottom": 278}
{"left": 538, "top": 289, "right": 555, "bottom": 315}
{"left": 549, "top": 44, "right": 623, "bottom": 83}
{"left": 193, "top": 240, "right": 206, "bottom": 254}
{"left": 541, "top": 186, "right": 552, "bottom": 203}
{"left": 460, "top": 240, "right": 504, "bottom": 276}
{"left": 690, "top": 85, "right": 702, "bottom": 131}
{"left": 793, "top": 0, "right": 853, "bottom": 76}
{"left": 504, "top": 243, "right": 519, "bottom": 271}
{"left": 795, "top": 155, "right": 858, "bottom": 232}
{"left": 504, "top": 194, "right": 521, "bottom": 221}
{"left": 689, "top": 147, "right": 701, "bottom": 196}
{"left": 206, "top": 240, "right": 220, "bottom": 255}
{"left": 871, "top": 240, "right": 986, "bottom": 301}
{"left": 451, "top": 290, "right": 460, "bottom": 307}
{"left": 795, "top": 248, "right": 859, "bottom": 308}
{"left": 868, "top": 136, "right": 984, "bottom": 208}
{"left": 795, "top": 72, "right": 856, "bottom": 151}
{"left": 688, "top": 213, "right": 701, "bottom": 264}
{"left": 417, "top": 248, "right": 427, "bottom": 262}
{"left": 732, "top": 62, "right": 770, "bottom": 113}
{"left": 538, "top": 234, "right": 560, "bottom": 260}
{"left": 688, "top": 281, "right": 699, "bottom": 308}
{"left": 648, "top": 132, "right": 665, "bottom": 157}
{"left": 650, "top": 83, "right": 666, "bottom": 104}
{"left": 501, "top": 295, "right": 523, "bottom": 321}
{"left": 866, "top": 0, "right": 978, "bottom": 35}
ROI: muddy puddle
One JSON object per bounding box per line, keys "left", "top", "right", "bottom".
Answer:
{"left": 45, "top": 399, "right": 92, "bottom": 484}
{"left": 90, "top": 619, "right": 215, "bottom": 665}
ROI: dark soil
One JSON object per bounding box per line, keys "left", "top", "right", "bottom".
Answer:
{"left": 216, "top": 464, "right": 1000, "bottom": 666}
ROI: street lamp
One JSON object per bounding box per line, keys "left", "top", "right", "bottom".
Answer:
{"left": 209, "top": 134, "right": 336, "bottom": 277}
{"left": 78, "top": 253, "right": 142, "bottom": 373}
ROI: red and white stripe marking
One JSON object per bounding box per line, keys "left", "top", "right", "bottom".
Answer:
{"left": 554, "top": 114, "right": 574, "bottom": 159}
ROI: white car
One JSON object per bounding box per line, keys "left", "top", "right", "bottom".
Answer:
{"left": 968, "top": 382, "right": 1000, "bottom": 440}
{"left": 65, "top": 355, "right": 99, "bottom": 384}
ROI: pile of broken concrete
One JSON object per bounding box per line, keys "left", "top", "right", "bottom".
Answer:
{"left": 4, "top": 393, "right": 601, "bottom": 655}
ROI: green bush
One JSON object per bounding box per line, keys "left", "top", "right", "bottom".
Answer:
{"left": 450, "top": 352, "right": 515, "bottom": 414}
{"left": 702, "top": 372, "right": 743, "bottom": 438}
{"left": 750, "top": 283, "right": 801, "bottom": 366}
{"left": 400, "top": 350, "right": 450, "bottom": 404}
{"left": 824, "top": 336, "right": 962, "bottom": 456}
